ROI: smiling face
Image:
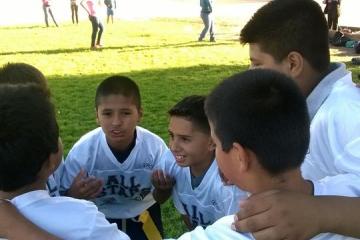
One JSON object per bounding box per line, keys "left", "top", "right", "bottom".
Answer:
{"left": 96, "top": 94, "right": 142, "bottom": 151}
{"left": 168, "top": 116, "right": 214, "bottom": 172}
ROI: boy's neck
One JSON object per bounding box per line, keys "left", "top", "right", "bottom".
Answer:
{"left": 0, "top": 182, "right": 47, "bottom": 200}
{"left": 190, "top": 154, "right": 215, "bottom": 177}
{"left": 252, "top": 169, "right": 313, "bottom": 196}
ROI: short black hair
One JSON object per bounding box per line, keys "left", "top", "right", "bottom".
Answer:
{"left": 0, "top": 84, "right": 59, "bottom": 191}
{"left": 240, "top": 0, "right": 329, "bottom": 73}
{"left": 95, "top": 75, "right": 141, "bottom": 109}
{"left": 168, "top": 95, "right": 210, "bottom": 134}
{"left": 0, "top": 62, "right": 50, "bottom": 97}
{"left": 205, "top": 69, "right": 310, "bottom": 175}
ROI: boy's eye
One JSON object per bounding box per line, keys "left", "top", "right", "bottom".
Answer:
{"left": 181, "top": 137, "right": 190, "bottom": 143}
{"left": 102, "top": 112, "right": 112, "bottom": 116}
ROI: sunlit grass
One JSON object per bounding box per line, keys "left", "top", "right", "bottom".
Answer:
{"left": 0, "top": 18, "right": 359, "bottom": 238}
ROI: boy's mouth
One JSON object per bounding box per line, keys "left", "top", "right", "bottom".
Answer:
{"left": 174, "top": 154, "right": 186, "bottom": 164}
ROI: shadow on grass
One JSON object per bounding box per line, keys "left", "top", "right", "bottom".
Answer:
{"left": 0, "top": 41, "right": 235, "bottom": 56}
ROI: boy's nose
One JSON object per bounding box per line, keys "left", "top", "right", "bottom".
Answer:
{"left": 112, "top": 115, "right": 123, "bottom": 125}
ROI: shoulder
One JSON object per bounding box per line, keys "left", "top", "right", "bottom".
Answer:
{"left": 313, "top": 174, "right": 360, "bottom": 197}
{"left": 69, "top": 128, "right": 103, "bottom": 152}
{"left": 136, "top": 126, "right": 167, "bottom": 149}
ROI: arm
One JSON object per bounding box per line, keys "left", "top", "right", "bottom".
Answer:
{"left": 80, "top": 0, "right": 90, "bottom": 15}
{"left": 65, "top": 169, "right": 104, "bottom": 199}
{"left": 234, "top": 190, "right": 360, "bottom": 240}
{"left": 151, "top": 169, "right": 174, "bottom": 204}
{"left": 181, "top": 214, "right": 194, "bottom": 230}
{"left": 0, "top": 200, "right": 59, "bottom": 240}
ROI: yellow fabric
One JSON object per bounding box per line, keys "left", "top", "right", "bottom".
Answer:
{"left": 139, "top": 210, "right": 162, "bottom": 240}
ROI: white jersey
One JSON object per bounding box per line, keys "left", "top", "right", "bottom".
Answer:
{"left": 46, "top": 159, "right": 64, "bottom": 197}
{"left": 11, "top": 190, "right": 130, "bottom": 240}
{"left": 301, "top": 63, "right": 360, "bottom": 180}
{"left": 159, "top": 150, "right": 247, "bottom": 228}
{"left": 171, "top": 174, "right": 360, "bottom": 240}
{"left": 61, "top": 126, "right": 167, "bottom": 219}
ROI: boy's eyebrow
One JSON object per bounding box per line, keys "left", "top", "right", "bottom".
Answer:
{"left": 167, "top": 129, "right": 191, "bottom": 138}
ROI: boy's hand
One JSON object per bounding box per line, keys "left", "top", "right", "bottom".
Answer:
{"left": 151, "top": 169, "right": 175, "bottom": 190}
{"left": 67, "top": 169, "right": 104, "bottom": 199}
{"left": 233, "top": 190, "right": 320, "bottom": 240}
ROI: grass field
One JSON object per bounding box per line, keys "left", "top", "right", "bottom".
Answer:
{"left": 1, "top": 18, "right": 359, "bottom": 238}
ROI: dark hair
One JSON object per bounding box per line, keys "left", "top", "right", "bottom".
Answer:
{"left": 205, "top": 69, "right": 310, "bottom": 175}
{"left": 95, "top": 75, "right": 141, "bottom": 109}
{"left": 168, "top": 95, "right": 210, "bottom": 134}
{"left": 240, "top": 0, "right": 329, "bottom": 73}
{"left": 0, "top": 84, "right": 59, "bottom": 191}
{"left": 0, "top": 62, "right": 50, "bottom": 97}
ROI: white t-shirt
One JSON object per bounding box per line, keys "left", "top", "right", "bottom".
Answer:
{"left": 302, "top": 63, "right": 360, "bottom": 180}
{"left": 61, "top": 126, "right": 167, "bottom": 219}
{"left": 172, "top": 174, "right": 360, "bottom": 240}
{"left": 159, "top": 150, "right": 247, "bottom": 228}
{"left": 11, "top": 190, "right": 130, "bottom": 240}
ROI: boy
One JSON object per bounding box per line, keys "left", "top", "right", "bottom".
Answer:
{"left": 61, "top": 75, "right": 167, "bottom": 240}
{"left": 152, "top": 95, "right": 246, "bottom": 229}
{"left": 234, "top": 0, "right": 360, "bottom": 238}
{"left": 0, "top": 62, "right": 102, "bottom": 198}
{"left": 0, "top": 84, "right": 129, "bottom": 239}
{"left": 174, "top": 69, "right": 360, "bottom": 240}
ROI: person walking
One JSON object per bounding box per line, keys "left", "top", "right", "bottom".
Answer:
{"left": 323, "top": 0, "right": 341, "bottom": 30}
{"left": 42, "top": 0, "right": 58, "bottom": 27}
{"left": 198, "top": 0, "right": 215, "bottom": 42}
{"left": 70, "top": 0, "right": 79, "bottom": 24}
{"left": 80, "top": 0, "right": 104, "bottom": 50}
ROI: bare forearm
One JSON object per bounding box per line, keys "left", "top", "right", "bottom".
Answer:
{"left": 0, "top": 200, "right": 59, "bottom": 240}
{"left": 318, "top": 196, "right": 360, "bottom": 238}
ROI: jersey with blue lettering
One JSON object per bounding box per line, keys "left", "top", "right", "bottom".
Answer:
{"left": 61, "top": 126, "right": 167, "bottom": 219}
{"left": 11, "top": 190, "right": 130, "bottom": 240}
{"left": 158, "top": 150, "right": 247, "bottom": 228}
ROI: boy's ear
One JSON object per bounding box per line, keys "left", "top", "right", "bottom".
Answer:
{"left": 231, "top": 142, "right": 251, "bottom": 173}
{"left": 286, "top": 51, "right": 304, "bottom": 79}
{"left": 138, "top": 107, "right": 143, "bottom": 122}
{"left": 95, "top": 108, "right": 100, "bottom": 125}
{"left": 208, "top": 137, "right": 216, "bottom": 151}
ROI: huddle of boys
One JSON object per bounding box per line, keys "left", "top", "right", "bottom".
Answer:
{"left": 0, "top": 63, "right": 240, "bottom": 239}
{"left": 1, "top": 0, "right": 360, "bottom": 239}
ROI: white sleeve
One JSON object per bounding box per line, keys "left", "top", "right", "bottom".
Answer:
{"left": 172, "top": 215, "right": 254, "bottom": 240}
{"left": 330, "top": 103, "right": 360, "bottom": 176}
{"left": 221, "top": 186, "right": 247, "bottom": 215}
{"left": 60, "top": 148, "right": 85, "bottom": 191}
{"left": 316, "top": 173, "right": 360, "bottom": 197}
{"left": 88, "top": 211, "right": 130, "bottom": 240}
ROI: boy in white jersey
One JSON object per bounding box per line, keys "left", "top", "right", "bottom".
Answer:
{"left": 152, "top": 95, "right": 246, "bottom": 230}
{"left": 234, "top": 0, "right": 360, "bottom": 238}
{"left": 61, "top": 75, "right": 167, "bottom": 240}
{"left": 0, "top": 84, "right": 129, "bottom": 240}
{"left": 173, "top": 69, "right": 360, "bottom": 240}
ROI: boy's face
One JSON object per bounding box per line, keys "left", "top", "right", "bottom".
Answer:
{"left": 209, "top": 121, "right": 242, "bottom": 188}
{"left": 248, "top": 43, "right": 290, "bottom": 74}
{"left": 168, "top": 116, "right": 213, "bottom": 168}
{"left": 96, "top": 94, "right": 142, "bottom": 150}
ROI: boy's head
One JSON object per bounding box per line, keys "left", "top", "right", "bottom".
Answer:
{"left": 0, "top": 84, "right": 61, "bottom": 192}
{"left": 168, "top": 95, "right": 214, "bottom": 169}
{"left": 205, "top": 69, "right": 310, "bottom": 193}
{"left": 0, "top": 62, "right": 50, "bottom": 97}
{"left": 240, "top": 0, "right": 329, "bottom": 94}
{"left": 95, "top": 75, "right": 142, "bottom": 151}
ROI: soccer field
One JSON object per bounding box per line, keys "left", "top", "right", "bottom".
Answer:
{"left": 0, "top": 18, "right": 359, "bottom": 237}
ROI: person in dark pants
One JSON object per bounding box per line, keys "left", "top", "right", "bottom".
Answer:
{"left": 323, "top": 0, "right": 340, "bottom": 30}
{"left": 70, "top": 0, "right": 79, "bottom": 24}
{"left": 80, "top": 0, "right": 104, "bottom": 50}
{"left": 42, "top": 0, "right": 58, "bottom": 27}
{"left": 198, "top": 0, "right": 215, "bottom": 42}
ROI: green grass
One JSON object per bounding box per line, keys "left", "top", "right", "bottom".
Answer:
{"left": 1, "top": 18, "right": 359, "bottom": 238}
